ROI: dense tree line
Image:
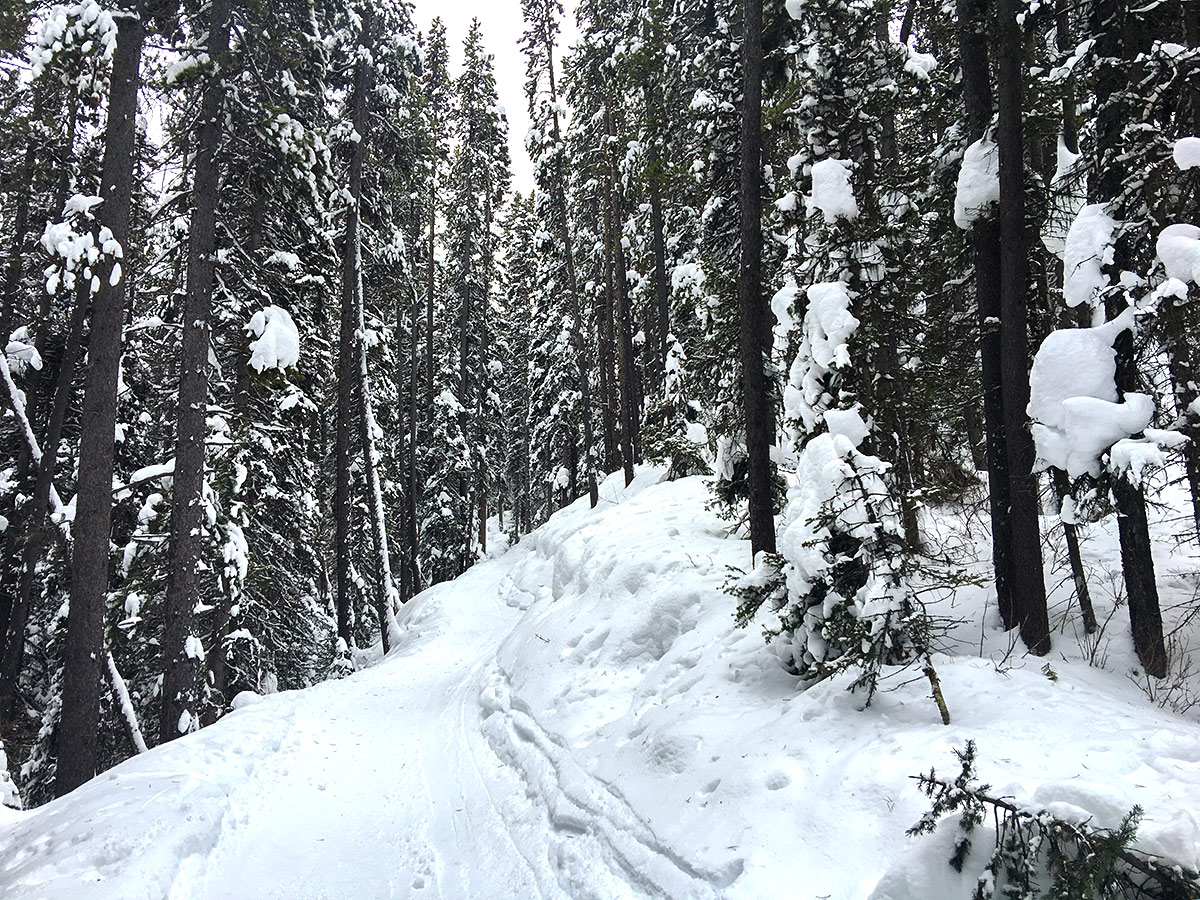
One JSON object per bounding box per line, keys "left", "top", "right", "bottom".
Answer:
{"left": 0, "top": 0, "right": 1196, "bottom": 805}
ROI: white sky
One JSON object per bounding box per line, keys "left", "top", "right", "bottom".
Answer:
{"left": 408, "top": 0, "right": 579, "bottom": 195}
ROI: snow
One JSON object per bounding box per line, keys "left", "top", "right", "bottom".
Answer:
{"left": 5, "top": 327, "right": 43, "bottom": 376}
{"left": 3, "top": 470, "right": 1200, "bottom": 899}
{"left": 246, "top": 305, "right": 300, "bottom": 373}
{"left": 1028, "top": 309, "right": 1156, "bottom": 478}
{"left": 1041, "top": 137, "right": 1085, "bottom": 257}
{"left": 1173, "top": 136, "right": 1200, "bottom": 170}
{"left": 902, "top": 46, "right": 936, "bottom": 80}
{"left": 806, "top": 158, "right": 859, "bottom": 223}
{"left": 264, "top": 250, "right": 301, "bottom": 271}
{"left": 784, "top": 281, "right": 858, "bottom": 433}
{"left": 770, "top": 279, "right": 798, "bottom": 350}
{"left": 184, "top": 635, "right": 205, "bottom": 661}
{"left": 952, "top": 136, "right": 999, "bottom": 229}
{"left": 1156, "top": 223, "right": 1200, "bottom": 284}
{"left": 1062, "top": 203, "right": 1118, "bottom": 307}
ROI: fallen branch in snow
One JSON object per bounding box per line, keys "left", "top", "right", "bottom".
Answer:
{"left": 909, "top": 741, "right": 1200, "bottom": 899}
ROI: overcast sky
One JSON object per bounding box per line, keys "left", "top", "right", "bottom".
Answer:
{"left": 407, "top": 0, "right": 579, "bottom": 195}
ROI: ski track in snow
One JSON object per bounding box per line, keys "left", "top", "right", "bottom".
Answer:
{"left": 0, "top": 516, "right": 737, "bottom": 900}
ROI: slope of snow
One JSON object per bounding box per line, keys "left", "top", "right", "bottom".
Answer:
{"left": 3, "top": 469, "right": 1199, "bottom": 899}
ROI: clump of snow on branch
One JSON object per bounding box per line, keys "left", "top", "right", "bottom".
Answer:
{"left": 5, "top": 326, "right": 43, "bottom": 377}
{"left": 25, "top": 1, "right": 116, "bottom": 104}
{"left": 1156, "top": 224, "right": 1200, "bottom": 284}
{"left": 784, "top": 281, "right": 859, "bottom": 435}
{"left": 1062, "top": 204, "right": 1118, "bottom": 308}
{"left": 1172, "top": 136, "right": 1200, "bottom": 170}
{"left": 806, "top": 158, "right": 858, "bottom": 223}
{"left": 41, "top": 194, "right": 123, "bottom": 297}
{"left": 1028, "top": 309, "right": 1155, "bottom": 479}
{"left": 246, "top": 306, "right": 300, "bottom": 373}
{"left": 902, "top": 45, "right": 936, "bottom": 80}
{"left": 953, "top": 136, "right": 999, "bottom": 229}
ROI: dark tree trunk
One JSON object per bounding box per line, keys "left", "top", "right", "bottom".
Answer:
{"left": 545, "top": 28, "right": 597, "bottom": 508}
{"left": 996, "top": 0, "right": 1049, "bottom": 655}
{"left": 738, "top": 0, "right": 776, "bottom": 558}
{"left": 957, "top": 0, "right": 1015, "bottom": 630}
{"left": 962, "top": 401, "right": 987, "bottom": 472}
{"left": 426, "top": 201, "right": 435, "bottom": 412}
{"left": 1050, "top": 470, "right": 1097, "bottom": 634}
{"left": 160, "top": 0, "right": 232, "bottom": 745}
{"left": 599, "top": 190, "right": 618, "bottom": 472}
{"left": 57, "top": 10, "right": 146, "bottom": 796}
{"left": 604, "top": 106, "right": 638, "bottom": 487}
{"left": 648, "top": 140, "right": 670, "bottom": 403}
{"left": 341, "top": 9, "right": 394, "bottom": 651}
{"left": 1091, "top": 0, "right": 1167, "bottom": 677}
{"left": 334, "top": 29, "right": 365, "bottom": 648}
{"left": 405, "top": 283, "right": 421, "bottom": 600}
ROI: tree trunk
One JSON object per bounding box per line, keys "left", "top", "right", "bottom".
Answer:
{"left": 340, "top": 8, "right": 397, "bottom": 651}
{"left": 648, "top": 140, "right": 670, "bottom": 404}
{"left": 956, "top": 0, "right": 1016, "bottom": 630}
{"left": 606, "top": 106, "right": 638, "bottom": 488}
{"left": 57, "top": 10, "right": 146, "bottom": 796}
{"left": 1050, "top": 470, "right": 1097, "bottom": 634}
{"left": 334, "top": 31, "right": 365, "bottom": 648}
{"left": 1090, "top": 0, "right": 1167, "bottom": 677}
{"left": 996, "top": 0, "right": 1049, "bottom": 655}
{"left": 600, "top": 191, "right": 618, "bottom": 473}
{"left": 545, "top": 29, "right": 597, "bottom": 508}
{"left": 738, "top": 0, "right": 776, "bottom": 558}
{"left": 0, "top": 137, "right": 35, "bottom": 351}
{"left": 160, "top": 0, "right": 232, "bottom": 745}
{"left": 406, "top": 282, "right": 421, "bottom": 600}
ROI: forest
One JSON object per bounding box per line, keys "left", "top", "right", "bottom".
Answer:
{"left": 1, "top": 0, "right": 1200, "bottom": 896}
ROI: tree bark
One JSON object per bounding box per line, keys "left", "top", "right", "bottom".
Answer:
{"left": 648, "top": 140, "right": 670, "bottom": 404}
{"left": 606, "top": 106, "right": 638, "bottom": 487}
{"left": 57, "top": 10, "right": 146, "bottom": 796}
{"left": 996, "top": 0, "right": 1049, "bottom": 655}
{"left": 544, "top": 21, "right": 598, "bottom": 508}
{"left": 160, "top": 0, "right": 232, "bottom": 745}
{"left": 957, "top": 0, "right": 1016, "bottom": 630}
{"left": 1090, "top": 0, "right": 1167, "bottom": 677}
{"left": 738, "top": 0, "right": 776, "bottom": 558}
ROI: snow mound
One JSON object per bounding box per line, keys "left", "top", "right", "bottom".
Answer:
{"left": 1173, "top": 136, "right": 1200, "bottom": 170}
{"left": 1157, "top": 223, "right": 1200, "bottom": 284}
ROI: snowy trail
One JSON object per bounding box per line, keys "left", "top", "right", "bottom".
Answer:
{"left": 0, "top": 522, "right": 734, "bottom": 900}
{"left": 161, "top": 551, "right": 557, "bottom": 900}
{"left": 5, "top": 470, "right": 1200, "bottom": 900}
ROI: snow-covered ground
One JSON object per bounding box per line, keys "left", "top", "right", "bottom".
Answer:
{"left": 2, "top": 469, "right": 1199, "bottom": 899}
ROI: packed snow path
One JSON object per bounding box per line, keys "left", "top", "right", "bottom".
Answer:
{"left": 3, "top": 470, "right": 1200, "bottom": 899}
